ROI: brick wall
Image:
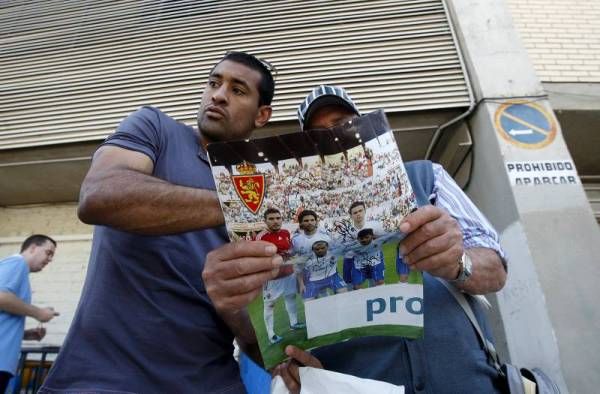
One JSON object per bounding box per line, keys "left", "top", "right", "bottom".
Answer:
{"left": 0, "top": 203, "right": 92, "bottom": 346}
{"left": 506, "top": 0, "right": 600, "bottom": 82}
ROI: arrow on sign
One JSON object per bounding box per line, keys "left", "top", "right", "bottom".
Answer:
{"left": 509, "top": 129, "right": 534, "bottom": 136}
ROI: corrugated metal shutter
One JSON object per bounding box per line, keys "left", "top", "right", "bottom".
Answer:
{"left": 1, "top": 0, "right": 469, "bottom": 150}
{"left": 583, "top": 181, "right": 600, "bottom": 225}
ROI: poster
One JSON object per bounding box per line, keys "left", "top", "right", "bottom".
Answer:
{"left": 208, "top": 111, "right": 423, "bottom": 369}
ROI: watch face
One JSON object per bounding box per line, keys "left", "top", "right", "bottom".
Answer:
{"left": 462, "top": 253, "right": 473, "bottom": 278}
{"left": 451, "top": 252, "right": 472, "bottom": 283}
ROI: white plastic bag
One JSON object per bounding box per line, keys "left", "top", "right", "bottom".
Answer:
{"left": 271, "top": 367, "right": 404, "bottom": 394}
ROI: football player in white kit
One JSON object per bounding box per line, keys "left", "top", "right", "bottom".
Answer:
{"left": 339, "top": 201, "right": 386, "bottom": 287}
{"left": 291, "top": 210, "right": 331, "bottom": 298}
{"left": 300, "top": 237, "right": 348, "bottom": 300}
{"left": 350, "top": 228, "right": 401, "bottom": 289}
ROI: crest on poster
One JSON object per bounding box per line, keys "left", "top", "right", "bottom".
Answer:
{"left": 231, "top": 162, "right": 266, "bottom": 214}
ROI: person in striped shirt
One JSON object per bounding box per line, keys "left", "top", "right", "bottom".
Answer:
{"left": 273, "top": 85, "right": 507, "bottom": 393}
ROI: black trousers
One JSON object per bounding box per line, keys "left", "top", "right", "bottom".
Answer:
{"left": 0, "top": 371, "right": 13, "bottom": 393}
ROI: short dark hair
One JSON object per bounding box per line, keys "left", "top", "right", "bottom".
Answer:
{"left": 264, "top": 207, "right": 281, "bottom": 219}
{"left": 20, "top": 234, "right": 56, "bottom": 252}
{"left": 348, "top": 201, "right": 366, "bottom": 214}
{"left": 311, "top": 240, "right": 328, "bottom": 249}
{"left": 213, "top": 51, "right": 275, "bottom": 106}
{"left": 357, "top": 228, "right": 374, "bottom": 238}
{"left": 298, "top": 209, "right": 318, "bottom": 223}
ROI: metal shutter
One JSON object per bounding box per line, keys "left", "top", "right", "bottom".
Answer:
{"left": 1, "top": 0, "right": 469, "bottom": 150}
{"left": 583, "top": 181, "right": 600, "bottom": 225}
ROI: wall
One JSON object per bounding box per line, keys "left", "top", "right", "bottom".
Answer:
{"left": 506, "top": 0, "right": 600, "bottom": 82}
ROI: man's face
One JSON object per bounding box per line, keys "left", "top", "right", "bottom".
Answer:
{"left": 312, "top": 241, "right": 328, "bottom": 257}
{"left": 358, "top": 233, "right": 374, "bottom": 246}
{"left": 197, "top": 60, "right": 271, "bottom": 144}
{"left": 265, "top": 212, "right": 283, "bottom": 231}
{"left": 305, "top": 104, "right": 357, "bottom": 130}
{"left": 350, "top": 204, "right": 366, "bottom": 225}
{"left": 300, "top": 215, "right": 317, "bottom": 234}
{"left": 28, "top": 241, "right": 55, "bottom": 272}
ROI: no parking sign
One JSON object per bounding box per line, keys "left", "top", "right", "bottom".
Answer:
{"left": 494, "top": 101, "right": 557, "bottom": 149}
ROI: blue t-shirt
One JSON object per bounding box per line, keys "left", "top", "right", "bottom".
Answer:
{"left": 0, "top": 254, "right": 31, "bottom": 375}
{"left": 40, "top": 107, "right": 245, "bottom": 394}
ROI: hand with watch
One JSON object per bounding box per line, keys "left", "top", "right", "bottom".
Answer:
{"left": 399, "top": 205, "right": 467, "bottom": 281}
{"left": 449, "top": 251, "right": 473, "bottom": 284}
{"left": 400, "top": 205, "right": 506, "bottom": 294}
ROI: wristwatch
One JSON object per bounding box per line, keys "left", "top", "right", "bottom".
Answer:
{"left": 450, "top": 251, "right": 472, "bottom": 284}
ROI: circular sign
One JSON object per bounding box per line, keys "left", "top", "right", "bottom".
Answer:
{"left": 494, "top": 101, "right": 557, "bottom": 149}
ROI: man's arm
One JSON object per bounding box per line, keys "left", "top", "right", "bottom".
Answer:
{"left": 78, "top": 145, "right": 225, "bottom": 235}
{"left": 0, "top": 291, "right": 58, "bottom": 322}
{"left": 459, "top": 247, "right": 506, "bottom": 294}
{"left": 297, "top": 272, "right": 306, "bottom": 296}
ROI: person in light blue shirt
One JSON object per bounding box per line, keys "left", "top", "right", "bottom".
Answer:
{"left": 0, "top": 234, "right": 59, "bottom": 393}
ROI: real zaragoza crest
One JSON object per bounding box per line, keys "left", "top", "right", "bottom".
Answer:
{"left": 232, "top": 162, "right": 266, "bottom": 215}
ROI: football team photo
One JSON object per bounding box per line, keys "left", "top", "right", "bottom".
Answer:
{"left": 208, "top": 111, "right": 424, "bottom": 368}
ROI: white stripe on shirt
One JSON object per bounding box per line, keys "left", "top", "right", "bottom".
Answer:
{"left": 431, "top": 163, "right": 506, "bottom": 261}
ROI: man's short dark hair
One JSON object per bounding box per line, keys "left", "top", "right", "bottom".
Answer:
{"left": 264, "top": 208, "right": 281, "bottom": 219}
{"left": 214, "top": 51, "right": 275, "bottom": 106}
{"left": 357, "top": 228, "right": 374, "bottom": 238}
{"left": 311, "top": 240, "right": 328, "bottom": 249}
{"left": 348, "top": 201, "right": 366, "bottom": 214}
{"left": 298, "top": 209, "right": 318, "bottom": 223}
{"left": 21, "top": 234, "right": 56, "bottom": 252}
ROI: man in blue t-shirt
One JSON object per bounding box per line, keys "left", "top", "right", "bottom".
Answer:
{"left": 0, "top": 234, "right": 59, "bottom": 393}
{"left": 40, "top": 52, "right": 284, "bottom": 394}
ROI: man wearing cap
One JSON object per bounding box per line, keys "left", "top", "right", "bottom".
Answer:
{"left": 273, "top": 85, "right": 507, "bottom": 393}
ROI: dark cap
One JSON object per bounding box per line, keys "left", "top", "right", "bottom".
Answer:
{"left": 357, "top": 228, "right": 374, "bottom": 238}
{"left": 297, "top": 85, "right": 360, "bottom": 130}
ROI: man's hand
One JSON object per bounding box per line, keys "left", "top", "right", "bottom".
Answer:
{"left": 35, "top": 307, "right": 59, "bottom": 323}
{"left": 272, "top": 345, "right": 323, "bottom": 394}
{"left": 203, "top": 240, "right": 282, "bottom": 314}
{"left": 24, "top": 326, "right": 46, "bottom": 341}
{"left": 399, "top": 205, "right": 462, "bottom": 280}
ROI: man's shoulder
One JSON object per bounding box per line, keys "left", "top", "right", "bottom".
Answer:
{"left": 404, "top": 160, "right": 435, "bottom": 178}
{"left": 126, "top": 106, "right": 196, "bottom": 135}
{"left": 255, "top": 229, "right": 269, "bottom": 240}
{"left": 0, "top": 254, "right": 24, "bottom": 264}
{"left": 131, "top": 105, "right": 172, "bottom": 121}
{"left": 0, "top": 255, "right": 27, "bottom": 272}
{"left": 404, "top": 160, "right": 433, "bottom": 168}
{"left": 0, "top": 255, "right": 28, "bottom": 290}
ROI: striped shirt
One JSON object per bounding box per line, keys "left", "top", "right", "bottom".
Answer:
{"left": 432, "top": 163, "right": 506, "bottom": 261}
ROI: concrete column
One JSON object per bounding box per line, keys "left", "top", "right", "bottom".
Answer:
{"left": 446, "top": 1, "right": 600, "bottom": 392}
